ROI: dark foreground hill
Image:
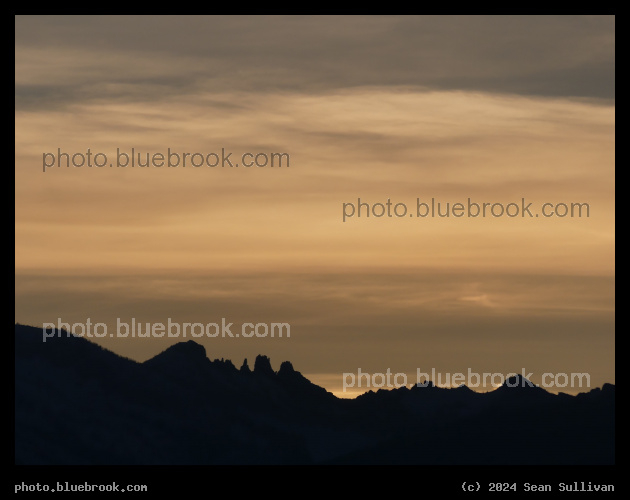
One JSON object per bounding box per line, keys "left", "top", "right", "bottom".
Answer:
{"left": 15, "top": 324, "right": 614, "bottom": 464}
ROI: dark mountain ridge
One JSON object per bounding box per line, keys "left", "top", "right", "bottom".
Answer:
{"left": 15, "top": 324, "right": 614, "bottom": 464}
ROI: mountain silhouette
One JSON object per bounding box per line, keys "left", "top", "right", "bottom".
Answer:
{"left": 144, "top": 340, "right": 209, "bottom": 371}
{"left": 15, "top": 324, "right": 614, "bottom": 465}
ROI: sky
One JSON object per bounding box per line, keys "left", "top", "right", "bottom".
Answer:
{"left": 15, "top": 15, "right": 614, "bottom": 396}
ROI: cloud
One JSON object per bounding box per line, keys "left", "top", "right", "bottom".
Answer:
{"left": 15, "top": 15, "right": 615, "bottom": 112}
{"left": 14, "top": 15, "right": 615, "bottom": 394}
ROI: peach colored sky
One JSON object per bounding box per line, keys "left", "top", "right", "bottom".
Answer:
{"left": 15, "top": 16, "right": 614, "bottom": 395}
